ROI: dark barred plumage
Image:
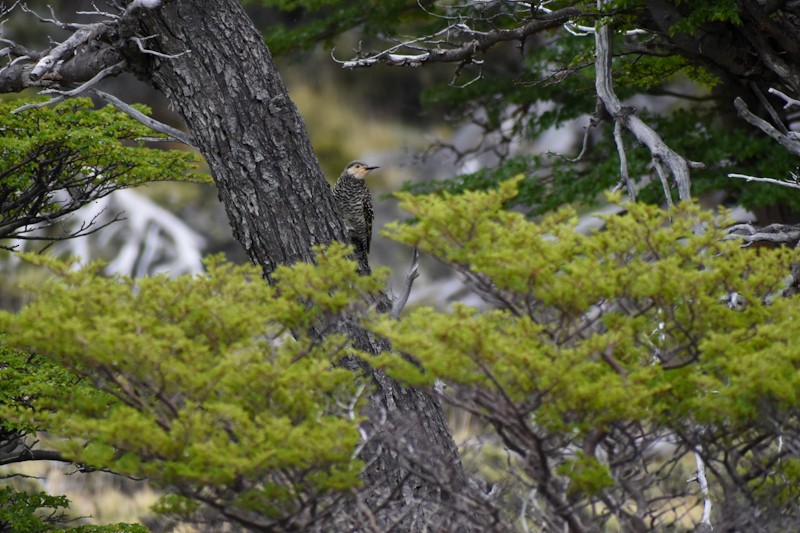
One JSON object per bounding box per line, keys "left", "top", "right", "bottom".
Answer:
{"left": 332, "top": 161, "right": 378, "bottom": 266}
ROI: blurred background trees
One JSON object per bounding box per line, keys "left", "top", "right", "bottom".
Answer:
{"left": 1, "top": 0, "right": 800, "bottom": 530}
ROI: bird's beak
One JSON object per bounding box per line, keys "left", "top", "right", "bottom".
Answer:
{"left": 365, "top": 166, "right": 379, "bottom": 171}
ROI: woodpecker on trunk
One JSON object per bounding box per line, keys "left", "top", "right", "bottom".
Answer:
{"left": 332, "top": 160, "right": 379, "bottom": 271}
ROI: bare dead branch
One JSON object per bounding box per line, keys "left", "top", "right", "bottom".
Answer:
{"left": 725, "top": 220, "right": 800, "bottom": 245}
{"left": 728, "top": 171, "right": 800, "bottom": 190}
{"left": 9, "top": 58, "right": 125, "bottom": 113}
{"left": 390, "top": 247, "right": 420, "bottom": 319}
{"left": 29, "top": 25, "right": 106, "bottom": 81}
{"left": 0, "top": 0, "right": 167, "bottom": 97}
{"left": 653, "top": 157, "right": 674, "bottom": 209}
{"left": 752, "top": 82, "right": 789, "bottom": 134}
{"left": 734, "top": 97, "right": 800, "bottom": 156}
{"left": 613, "top": 119, "right": 635, "bottom": 201}
{"left": 769, "top": 87, "right": 800, "bottom": 110}
{"left": 335, "top": 6, "right": 583, "bottom": 69}
{"left": 10, "top": 95, "right": 66, "bottom": 113}
{"left": 92, "top": 89, "right": 197, "bottom": 147}
{"left": 21, "top": 2, "right": 88, "bottom": 32}
{"left": 688, "top": 448, "right": 713, "bottom": 530}
{"left": 131, "top": 35, "right": 189, "bottom": 59}
{"left": 0, "top": 37, "right": 40, "bottom": 60}
{"left": 594, "top": 14, "right": 693, "bottom": 203}
{"left": 40, "top": 60, "right": 126, "bottom": 98}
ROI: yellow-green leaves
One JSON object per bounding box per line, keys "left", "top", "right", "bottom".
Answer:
{"left": 0, "top": 244, "right": 377, "bottom": 521}
{"left": 0, "top": 97, "right": 202, "bottom": 189}
{"left": 375, "top": 177, "right": 800, "bottom": 505}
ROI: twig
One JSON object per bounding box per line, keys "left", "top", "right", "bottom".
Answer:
{"left": 728, "top": 172, "right": 800, "bottom": 190}
{"left": 11, "top": 95, "right": 66, "bottom": 113}
{"left": 769, "top": 87, "right": 800, "bottom": 110}
{"left": 390, "top": 247, "right": 420, "bottom": 319}
{"left": 21, "top": 3, "right": 87, "bottom": 31}
{"left": 41, "top": 60, "right": 126, "bottom": 97}
{"left": 76, "top": 5, "right": 120, "bottom": 19}
{"left": 131, "top": 35, "right": 189, "bottom": 59}
{"left": 92, "top": 89, "right": 196, "bottom": 147}
{"left": 539, "top": 5, "right": 648, "bottom": 37}
{"left": 751, "top": 83, "right": 788, "bottom": 134}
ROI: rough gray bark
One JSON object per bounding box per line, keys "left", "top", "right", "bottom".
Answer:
{"left": 131, "top": 2, "right": 340, "bottom": 276}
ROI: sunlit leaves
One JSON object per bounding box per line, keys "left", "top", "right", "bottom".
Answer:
{"left": 0, "top": 243, "right": 381, "bottom": 522}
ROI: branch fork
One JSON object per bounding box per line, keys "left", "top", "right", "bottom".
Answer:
{"left": 594, "top": 14, "right": 694, "bottom": 204}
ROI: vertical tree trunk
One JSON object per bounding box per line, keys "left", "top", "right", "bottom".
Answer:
{"left": 131, "top": 1, "right": 471, "bottom": 528}
{"left": 134, "top": 1, "right": 340, "bottom": 275}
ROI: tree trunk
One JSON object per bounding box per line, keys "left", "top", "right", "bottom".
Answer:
{"left": 131, "top": 1, "right": 471, "bottom": 529}
{"left": 133, "top": 1, "right": 339, "bottom": 275}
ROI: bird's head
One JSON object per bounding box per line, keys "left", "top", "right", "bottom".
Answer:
{"left": 345, "top": 160, "right": 379, "bottom": 180}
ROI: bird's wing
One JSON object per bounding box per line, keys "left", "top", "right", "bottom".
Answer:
{"left": 364, "top": 194, "right": 373, "bottom": 254}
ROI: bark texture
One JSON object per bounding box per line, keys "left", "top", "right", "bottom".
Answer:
{"left": 134, "top": 1, "right": 341, "bottom": 276}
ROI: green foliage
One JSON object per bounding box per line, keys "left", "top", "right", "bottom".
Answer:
{"left": 373, "top": 178, "right": 800, "bottom": 516}
{"left": 557, "top": 453, "right": 615, "bottom": 496}
{"left": 0, "top": 344, "right": 82, "bottom": 432}
{"left": 256, "top": 0, "right": 426, "bottom": 56}
{"left": 670, "top": 0, "right": 742, "bottom": 34}
{"left": 0, "top": 97, "right": 202, "bottom": 189}
{"left": 1, "top": 319, "right": 147, "bottom": 532}
{"left": 0, "top": 97, "right": 204, "bottom": 242}
{"left": 0, "top": 486, "right": 146, "bottom": 532}
{"left": 0, "top": 486, "right": 70, "bottom": 532}
{"left": 73, "top": 525, "right": 148, "bottom": 533}
{"left": 0, "top": 244, "right": 386, "bottom": 524}
{"left": 615, "top": 54, "right": 719, "bottom": 89}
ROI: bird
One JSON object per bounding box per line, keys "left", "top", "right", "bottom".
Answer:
{"left": 332, "top": 160, "right": 379, "bottom": 269}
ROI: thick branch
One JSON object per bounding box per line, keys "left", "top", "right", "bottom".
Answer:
{"left": 0, "top": 1, "right": 156, "bottom": 95}
{"left": 726, "top": 221, "right": 800, "bottom": 245}
{"left": 688, "top": 448, "right": 713, "bottom": 531}
{"left": 29, "top": 24, "right": 109, "bottom": 81}
{"left": 0, "top": 448, "right": 70, "bottom": 466}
